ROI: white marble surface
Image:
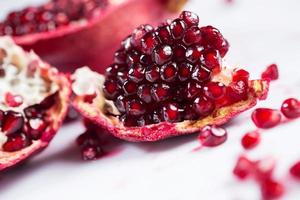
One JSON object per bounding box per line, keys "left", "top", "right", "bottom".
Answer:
{"left": 0, "top": 0, "right": 300, "bottom": 199}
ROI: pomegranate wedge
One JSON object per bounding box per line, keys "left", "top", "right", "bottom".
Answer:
{"left": 72, "top": 11, "right": 269, "bottom": 142}
{"left": 0, "top": 0, "right": 186, "bottom": 73}
{"left": 0, "top": 37, "right": 71, "bottom": 171}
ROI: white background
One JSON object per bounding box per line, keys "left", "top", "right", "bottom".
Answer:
{"left": 1, "top": 0, "right": 300, "bottom": 199}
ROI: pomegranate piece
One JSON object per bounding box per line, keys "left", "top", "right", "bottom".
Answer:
{"left": 254, "top": 157, "right": 276, "bottom": 183}
{"left": 233, "top": 155, "right": 255, "bottom": 180}
{"left": 261, "top": 64, "right": 279, "bottom": 81}
{"left": 4, "top": 0, "right": 186, "bottom": 73}
{"left": 290, "top": 160, "right": 300, "bottom": 179}
{"left": 197, "top": 126, "right": 227, "bottom": 147}
{"left": 241, "top": 131, "right": 261, "bottom": 150}
{"left": 260, "top": 178, "right": 285, "bottom": 200}
{"left": 0, "top": 38, "right": 71, "bottom": 171}
{"left": 251, "top": 108, "right": 282, "bottom": 129}
{"left": 72, "top": 11, "right": 269, "bottom": 142}
{"left": 281, "top": 98, "right": 300, "bottom": 119}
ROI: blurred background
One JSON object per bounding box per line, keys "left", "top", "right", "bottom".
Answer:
{"left": 0, "top": 0, "right": 300, "bottom": 199}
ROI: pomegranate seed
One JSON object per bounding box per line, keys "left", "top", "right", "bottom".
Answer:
{"left": 193, "top": 97, "right": 215, "bottom": 117}
{"left": 185, "top": 81, "right": 202, "bottom": 100}
{"left": 24, "top": 104, "right": 44, "bottom": 119}
{"left": 81, "top": 145, "right": 103, "bottom": 160}
{"left": 141, "top": 32, "right": 159, "bottom": 54}
{"left": 155, "top": 25, "right": 172, "bottom": 44}
{"left": 115, "top": 96, "right": 128, "bottom": 113}
{"left": 261, "top": 64, "right": 279, "bottom": 81}
{"left": 105, "top": 64, "right": 125, "bottom": 77}
{"left": 179, "top": 11, "right": 199, "bottom": 27}
{"left": 197, "top": 125, "right": 227, "bottom": 147}
{"left": 201, "top": 49, "right": 221, "bottom": 72}
{"left": 145, "top": 66, "right": 160, "bottom": 82}
{"left": 254, "top": 157, "right": 276, "bottom": 182}
{"left": 232, "top": 68, "right": 250, "bottom": 82}
{"left": 103, "top": 79, "right": 120, "bottom": 100}
{"left": 5, "top": 92, "right": 23, "bottom": 107}
{"left": 241, "top": 131, "right": 261, "bottom": 150}
{"left": 126, "top": 50, "right": 140, "bottom": 67}
{"left": 170, "top": 19, "right": 186, "bottom": 39}
{"left": 2, "top": 111, "right": 24, "bottom": 135}
{"left": 290, "top": 161, "right": 300, "bottom": 179}
{"left": 122, "top": 80, "right": 137, "bottom": 96}
{"left": 137, "top": 84, "right": 152, "bottom": 103}
{"left": 185, "top": 45, "right": 203, "bottom": 63}
{"left": 251, "top": 108, "right": 282, "bottom": 129}
{"left": 26, "top": 118, "right": 48, "bottom": 140}
{"left": 162, "top": 102, "right": 181, "bottom": 122}
{"left": 128, "top": 63, "right": 145, "bottom": 83}
{"left": 160, "top": 62, "right": 178, "bottom": 82}
{"left": 227, "top": 80, "right": 249, "bottom": 102}
{"left": 183, "top": 104, "right": 199, "bottom": 120}
{"left": 131, "top": 24, "right": 153, "bottom": 50}
{"left": 152, "top": 45, "right": 173, "bottom": 65}
{"left": 281, "top": 98, "right": 300, "bottom": 119}
{"left": 178, "top": 62, "right": 192, "bottom": 81}
{"left": 120, "top": 115, "right": 138, "bottom": 127}
{"left": 173, "top": 44, "right": 186, "bottom": 61}
{"left": 113, "top": 50, "right": 126, "bottom": 64}
{"left": 151, "top": 83, "right": 170, "bottom": 102}
{"left": 260, "top": 178, "right": 285, "bottom": 200}
{"left": 203, "top": 82, "right": 226, "bottom": 100}
{"left": 126, "top": 99, "right": 145, "bottom": 116}
{"left": 192, "top": 65, "right": 211, "bottom": 82}
{"left": 233, "top": 155, "right": 254, "bottom": 180}
{"left": 2, "top": 134, "right": 30, "bottom": 152}
{"left": 183, "top": 27, "right": 202, "bottom": 45}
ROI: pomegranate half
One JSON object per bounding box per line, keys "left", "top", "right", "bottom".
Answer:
{"left": 72, "top": 11, "right": 269, "bottom": 142}
{"left": 1, "top": 0, "right": 186, "bottom": 73}
{"left": 0, "top": 37, "right": 71, "bottom": 171}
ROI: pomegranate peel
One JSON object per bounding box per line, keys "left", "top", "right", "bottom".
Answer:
{"left": 0, "top": 37, "right": 71, "bottom": 171}
{"left": 72, "top": 67, "right": 269, "bottom": 142}
{"left": 6, "top": 0, "right": 186, "bottom": 73}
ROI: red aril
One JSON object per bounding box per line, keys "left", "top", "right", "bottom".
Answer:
{"left": 241, "top": 130, "right": 261, "bottom": 150}
{"left": 281, "top": 98, "right": 300, "bottom": 119}
{"left": 233, "top": 155, "right": 255, "bottom": 180}
{"left": 290, "top": 160, "right": 300, "bottom": 179}
{"left": 260, "top": 178, "right": 285, "bottom": 200}
{"left": 261, "top": 64, "right": 279, "bottom": 81}
{"left": 251, "top": 108, "right": 282, "bottom": 129}
{"left": 197, "top": 126, "right": 227, "bottom": 147}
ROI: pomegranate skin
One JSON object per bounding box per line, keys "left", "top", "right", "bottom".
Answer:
{"left": 0, "top": 38, "right": 71, "bottom": 171}
{"left": 14, "top": 0, "right": 185, "bottom": 73}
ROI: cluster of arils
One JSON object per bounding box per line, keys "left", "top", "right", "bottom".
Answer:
{"left": 0, "top": 93, "right": 57, "bottom": 152}
{"left": 102, "top": 11, "right": 252, "bottom": 127}
{"left": 0, "top": 0, "right": 108, "bottom": 36}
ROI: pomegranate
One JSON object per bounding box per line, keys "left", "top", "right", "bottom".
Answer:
{"left": 260, "top": 178, "right": 285, "bottom": 200}
{"left": 72, "top": 11, "right": 269, "bottom": 142}
{"left": 1, "top": 0, "right": 186, "bottom": 73}
{"left": 0, "top": 37, "right": 71, "bottom": 171}
{"left": 241, "top": 130, "right": 260, "bottom": 150}
{"left": 233, "top": 155, "right": 255, "bottom": 180}
{"left": 251, "top": 108, "right": 282, "bottom": 129}
{"left": 290, "top": 160, "right": 300, "bottom": 180}
{"left": 197, "top": 125, "right": 227, "bottom": 147}
{"left": 261, "top": 64, "right": 279, "bottom": 81}
{"left": 281, "top": 98, "right": 300, "bottom": 119}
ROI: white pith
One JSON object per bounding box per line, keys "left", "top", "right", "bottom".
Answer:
{"left": 0, "top": 37, "right": 59, "bottom": 149}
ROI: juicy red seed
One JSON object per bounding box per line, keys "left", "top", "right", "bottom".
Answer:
{"left": 290, "top": 161, "right": 300, "bottom": 179}
{"left": 162, "top": 102, "right": 181, "bottom": 122}
{"left": 105, "top": 64, "right": 125, "bottom": 77}
{"left": 170, "top": 19, "right": 186, "bottom": 39}
{"left": 145, "top": 66, "right": 160, "bottom": 82}
{"left": 137, "top": 85, "right": 152, "bottom": 103}
{"left": 103, "top": 79, "right": 120, "bottom": 100}
{"left": 173, "top": 44, "right": 186, "bottom": 61}
{"left": 26, "top": 118, "right": 48, "bottom": 140}
{"left": 114, "top": 50, "right": 127, "bottom": 64}
{"left": 185, "top": 45, "right": 203, "bottom": 63}
{"left": 2, "top": 134, "right": 31, "bottom": 152}
{"left": 81, "top": 145, "right": 103, "bottom": 161}
{"left": 24, "top": 104, "right": 44, "bottom": 119}
{"left": 126, "top": 50, "right": 140, "bottom": 67}
{"left": 151, "top": 83, "right": 170, "bottom": 102}
{"left": 198, "top": 125, "right": 227, "bottom": 147}
{"left": 152, "top": 45, "right": 173, "bottom": 65}
{"left": 193, "top": 97, "right": 215, "bottom": 117}
{"left": 260, "top": 178, "right": 285, "bottom": 200}
{"left": 2, "top": 111, "right": 24, "bottom": 135}
{"left": 128, "top": 64, "right": 145, "bottom": 83}
{"left": 232, "top": 68, "right": 250, "bottom": 82}
{"left": 120, "top": 115, "right": 138, "bottom": 127}
{"left": 233, "top": 155, "right": 254, "bottom": 180}
{"left": 155, "top": 25, "right": 172, "bottom": 44}
{"left": 251, "top": 108, "right": 282, "bottom": 129}
{"left": 123, "top": 80, "right": 137, "bottom": 96}
{"left": 227, "top": 80, "right": 249, "bottom": 102}
{"left": 183, "top": 104, "right": 199, "bottom": 120}
{"left": 115, "top": 96, "right": 128, "bottom": 113}
{"left": 280, "top": 98, "right": 300, "bottom": 119}
{"left": 183, "top": 27, "right": 202, "bottom": 45}
{"left": 117, "top": 71, "right": 128, "bottom": 84}
{"left": 201, "top": 49, "right": 221, "bottom": 71}
{"left": 152, "top": 110, "right": 164, "bottom": 123}
{"left": 254, "top": 157, "right": 276, "bottom": 182}
{"left": 179, "top": 11, "right": 199, "bottom": 27}
{"left": 261, "top": 64, "right": 279, "bottom": 81}
{"left": 141, "top": 32, "right": 159, "bottom": 54}
{"left": 160, "top": 62, "right": 178, "bottom": 82}
{"left": 139, "top": 54, "right": 151, "bottom": 65}
{"left": 185, "top": 81, "right": 202, "bottom": 100}
{"left": 131, "top": 24, "right": 153, "bottom": 50}
{"left": 5, "top": 92, "right": 23, "bottom": 107}
{"left": 203, "top": 82, "right": 226, "bottom": 100}
{"left": 200, "top": 25, "right": 229, "bottom": 57}
{"left": 126, "top": 99, "right": 145, "bottom": 116}
{"left": 241, "top": 131, "right": 261, "bottom": 150}
{"left": 178, "top": 62, "right": 192, "bottom": 81}
{"left": 192, "top": 65, "right": 211, "bottom": 82}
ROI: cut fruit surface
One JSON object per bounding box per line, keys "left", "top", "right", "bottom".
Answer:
{"left": 1, "top": 0, "right": 186, "bottom": 73}
{"left": 72, "top": 11, "right": 269, "bottom": 142}
{"left": 0, "top": 37, "right": 71, "bottom": 171}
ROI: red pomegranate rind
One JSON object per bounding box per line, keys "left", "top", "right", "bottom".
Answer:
{"left": 72, "top": 67, "right": 269, "bottom": 142}
{"left": 12, "top": 0, "right": 186, "bottom": 73}
{"left": 0, "top": 37, "right": 71, "bottom": 171}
